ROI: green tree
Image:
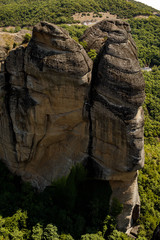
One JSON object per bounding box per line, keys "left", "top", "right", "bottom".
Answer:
{"left": 23, "top": 33, "right": 31, "bottom": 43}
{"left": 80, "top": 232, "right": 105, "bottom": 240}
{"left": 43, "top": 224, "right": 59, "bottom": 240}
{"left": 32, "top": 223, "right": 43, "bottom": 240}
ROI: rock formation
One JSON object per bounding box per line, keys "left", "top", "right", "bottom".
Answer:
{"left": 0, "top": 20, "right": 145, "bottom": 232}
{"left": 81, "top": 19, "right": 145, "bottom": 231}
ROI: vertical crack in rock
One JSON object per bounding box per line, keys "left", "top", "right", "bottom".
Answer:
{"left": 85, "top": 51, "right": 104, "bottom": 178}
{"left": 87, "top": 100, "right": 93, "bottom": 157}
{"left": 4, "top": 70, "right": 18, "bottom": 160}
{"left": 80, "top": 19, "right": 145, "bottom": 231}
{"left": 84, "top": 87, "right": 93, "bottom": 177}
{"left": 0, "top": 20, "right": 145, "bottom": 232}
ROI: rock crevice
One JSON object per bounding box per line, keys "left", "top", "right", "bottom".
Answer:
{"left": 0, "top": 20, "right": 145, "bottom": 232}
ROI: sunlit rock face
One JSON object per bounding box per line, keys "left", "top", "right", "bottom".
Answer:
{"left": 0, "top": 22, "right": 92, "bottom": 188}
{"left": 0, "top": 20, "right": 145, "bottom": 232}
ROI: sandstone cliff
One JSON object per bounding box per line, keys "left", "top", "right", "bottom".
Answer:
{"left": 0, "top": 20, "right": 145, "bottom": 232}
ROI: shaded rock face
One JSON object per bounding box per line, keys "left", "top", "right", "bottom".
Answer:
{"left": 82, "top": 19, "right": 145, "bottom": 178}
{"left": 0, "top": 20, "right": 145, "bottom": 231}
{"left": 81, "top": 19, "right": 145, "bottom": 231}
{"left": 152, "top": 224, "right": 160, "bottom": 240}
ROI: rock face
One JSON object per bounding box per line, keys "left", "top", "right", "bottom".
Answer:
{"left": 0, "top": 22, "right": 92, "bottom": 188}
{"left": 0, "top": 20, "right": 145, "bottom": 232}
{"left": 152, "top": 224, "right": 160, "bottom": 240}
{"left": 81, "top": 19, "right": 145, "bottom": 231}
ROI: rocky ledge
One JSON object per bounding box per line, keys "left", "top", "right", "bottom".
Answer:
{"left": 0, "top": 20, "right": 145, "bottom": 232}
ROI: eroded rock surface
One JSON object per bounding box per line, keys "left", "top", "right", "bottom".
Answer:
{"left": 82, "top": 19, "right": 145, "bottom": 231}
{"left": 0, "top": 22, "right": 92, "bottom": 188}
{"left": 0, "top": 20, "right": 145, "bottom": 232}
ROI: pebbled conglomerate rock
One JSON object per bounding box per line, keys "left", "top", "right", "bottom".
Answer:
{"left": 0, "top": 20, "right": 145, "bottom": 232}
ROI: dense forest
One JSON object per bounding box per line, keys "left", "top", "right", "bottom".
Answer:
{"left": 128, "top": 17, "right": 160, "bottom": 144}
{"left": 0, "top": 0, "right": 160, "bottom": 239}
{"left": 129, "top": 17, "right": 160, "bottom": 67}
{"left": 0, "top": 0, "right": 158, "bottom": 26}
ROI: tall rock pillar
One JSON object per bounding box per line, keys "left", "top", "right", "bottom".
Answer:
{"left": 81, "top": 19, "right": 145, "bottom": 230}
{"left": 0, "top": 20, "right": 145, "bottom": 231}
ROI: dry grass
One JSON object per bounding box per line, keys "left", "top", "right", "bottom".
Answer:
{"left": 0, "top": 29, "right": 32, "bottom": 51}
{"left": 72, "top": 11, "right": 117, "bottom": 25}
{"left": 0, "top": 33, "right": 15, "bottom": 49}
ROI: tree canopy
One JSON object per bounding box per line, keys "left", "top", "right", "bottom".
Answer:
{"left": 0, "top": 0, "right": 157, "bottom": 27}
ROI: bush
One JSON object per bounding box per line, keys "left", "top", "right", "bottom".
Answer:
{"left": 87, "top": 49, "right": 97, "bottom": 61}
{"left": 14, "top": 26, "right": 21, "bottom": 32}
{"left": 108, "top": 230, "right": 132, "bottom": 240}
{"left": 79, "top": 40, "right": 88, "bottom": 49}
{"left": 80, "top": 232, "right": 105, "bottom": 240}
{"left": 23, "top": 33, "right": 31, "bottom": 43}
{"left": 60, "top": 234, "right": 74, "bottom": 240}
{"left": 32, "top": 223, "right": 43, "bottom": 240}
{"left": 43, "top": 224, "right": 59, "bottom": 240}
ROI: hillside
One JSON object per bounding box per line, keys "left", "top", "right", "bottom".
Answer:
{"left": 0, "top": 1, "right": 160, "bottom": 240}
{"left": 0, "top": 0, "right": 158, "bottom": 27}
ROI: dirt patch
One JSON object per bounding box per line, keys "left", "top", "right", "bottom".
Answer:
{"left": 0, "top": 26, "right": 16, "bottom": 32}
{"left": 72, "top": 12, "right": 117, "bottom": 25}
{"left": 134, "top": 15, "right": 149, "bottom": 19}
{"left": 0, "top": 33, "right": 15, "bottom": 49}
